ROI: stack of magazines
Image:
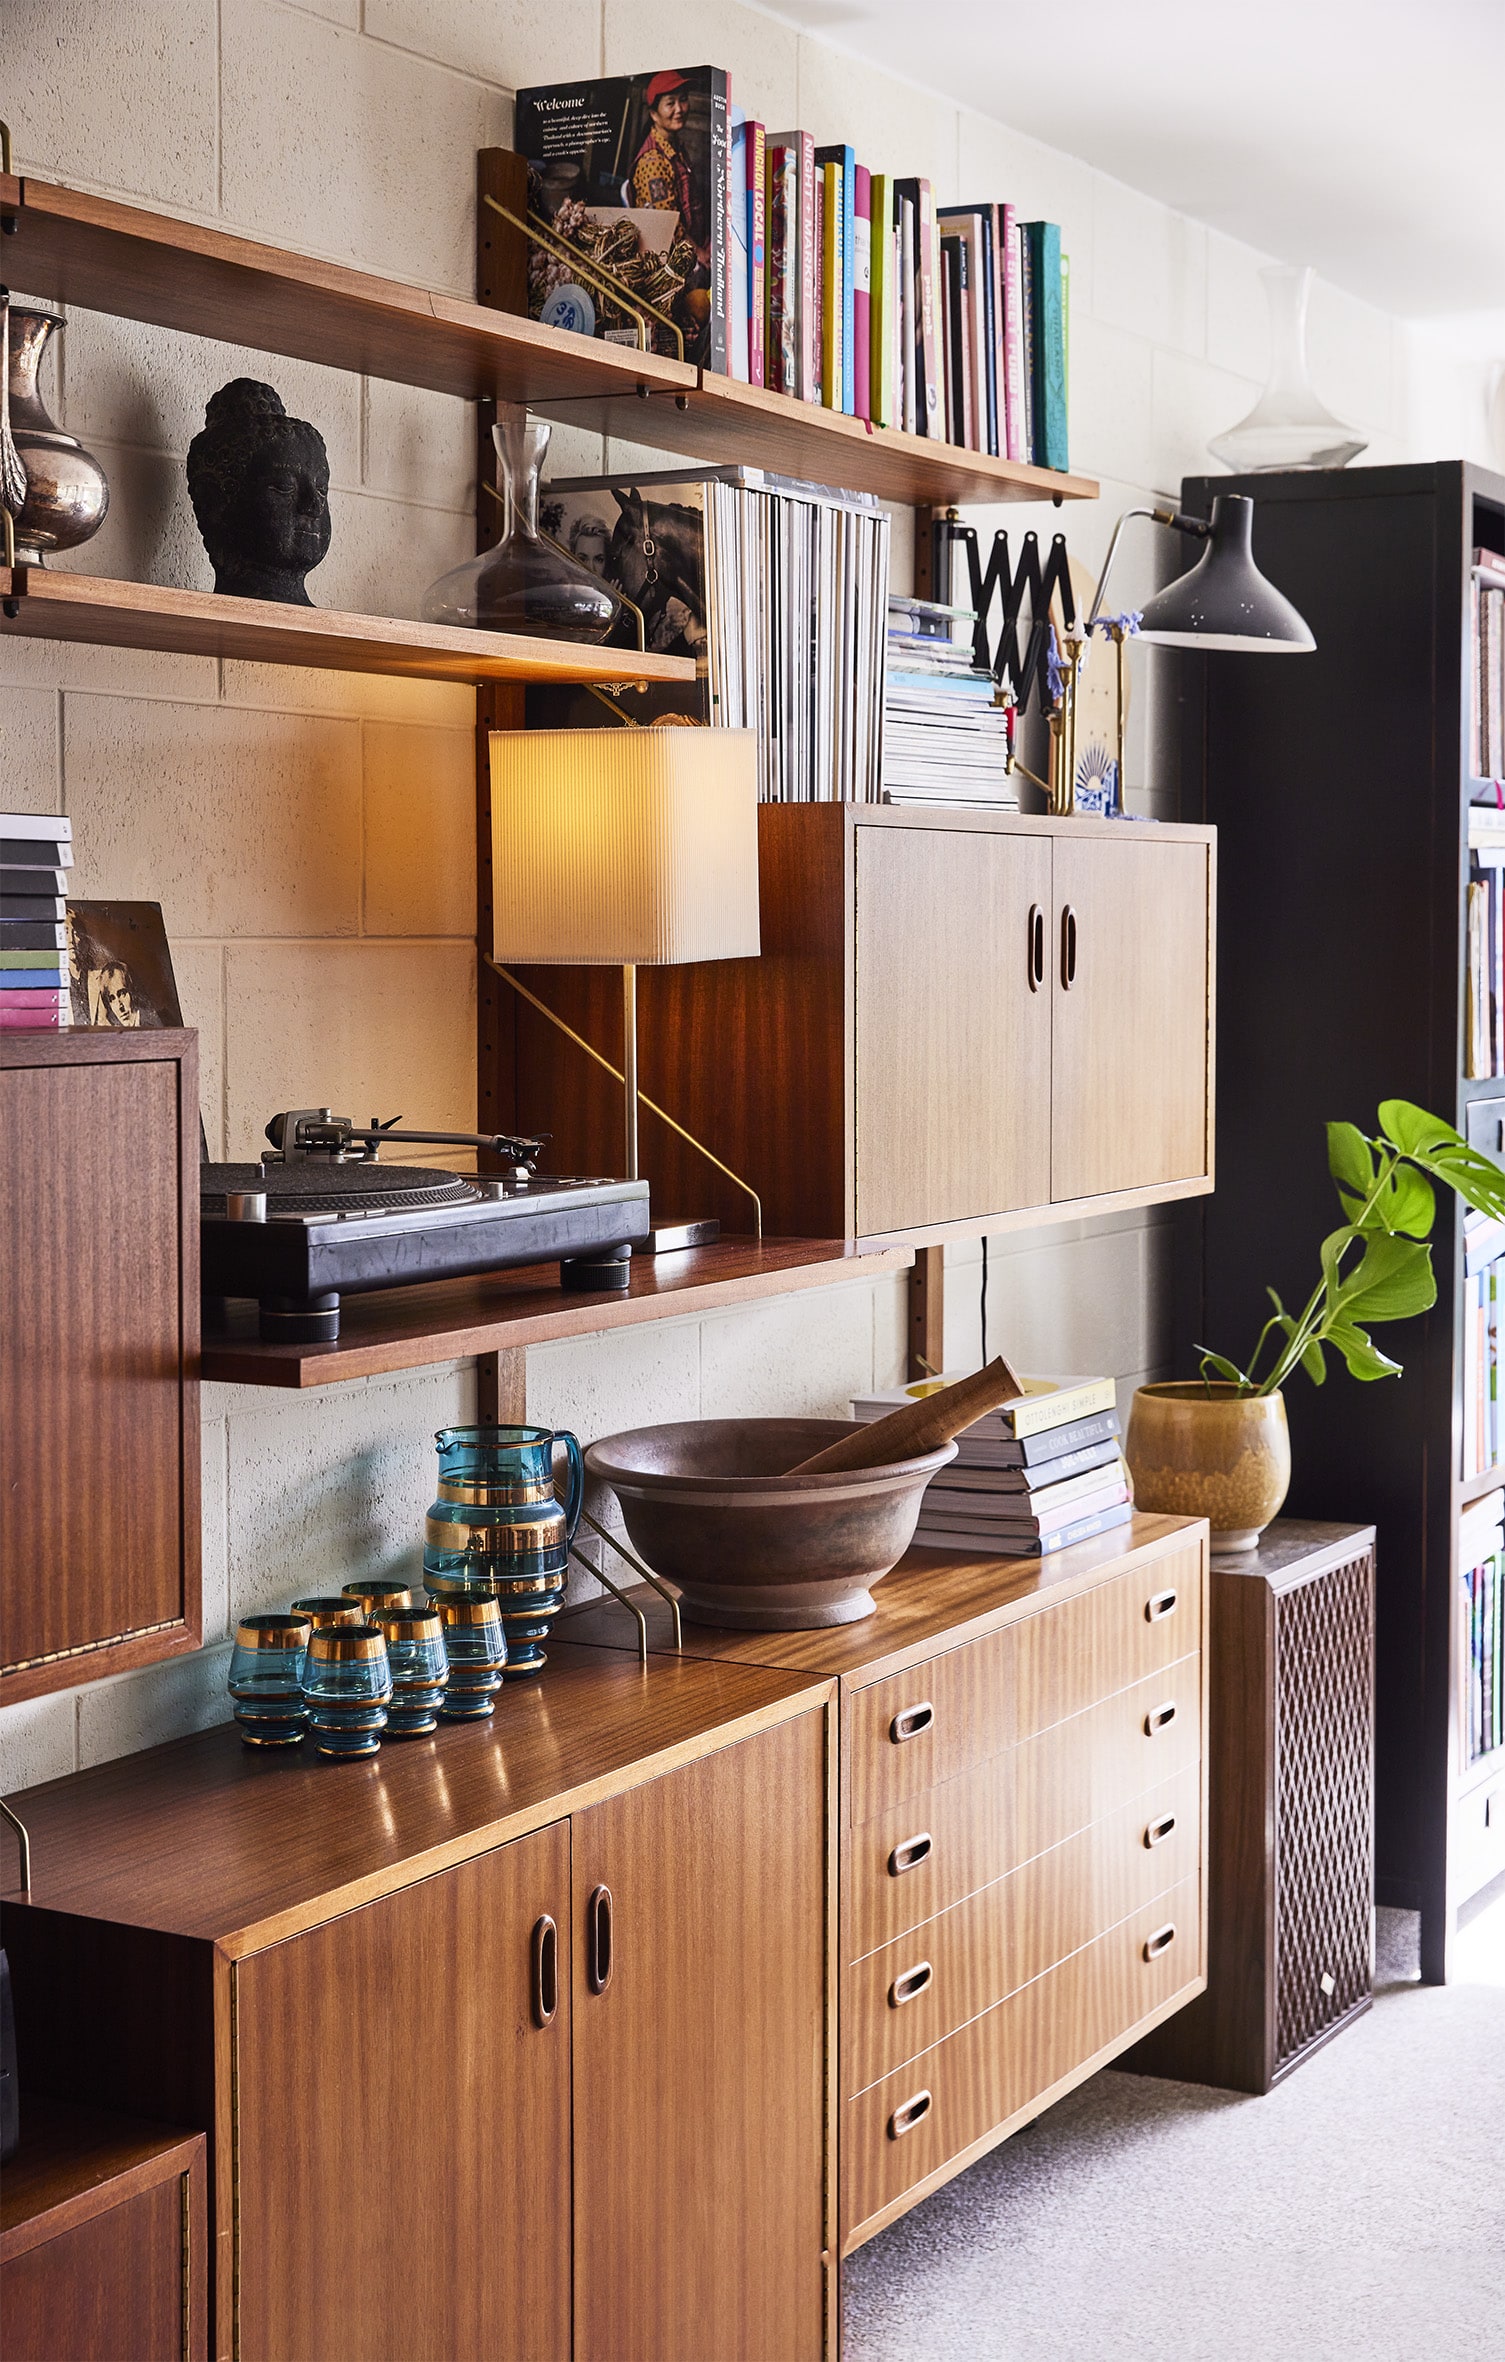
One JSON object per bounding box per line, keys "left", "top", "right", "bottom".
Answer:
{"left": 881, "top": 595, "right": 1015, "bottom": 808}
{"left": 1, "top": 813, "right": 72, "bottom": 1031}
{"left": 850, "top": 1373, "right": 1130, "bottom": 1556}
{"left": 531, "top": 464, "right": 890, "bottom": 803}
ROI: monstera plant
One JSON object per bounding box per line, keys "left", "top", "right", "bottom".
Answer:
{"left": 1127, "top": 1101, "right": 1505, "bottom": 1550}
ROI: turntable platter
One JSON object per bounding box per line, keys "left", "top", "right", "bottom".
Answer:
{"left": 202, "top": 1161, "right": 482, "bottom": 1218}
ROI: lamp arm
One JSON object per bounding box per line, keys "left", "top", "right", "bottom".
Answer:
{"left": 1085, "top": 503, "right": 1212, "bottom": 634}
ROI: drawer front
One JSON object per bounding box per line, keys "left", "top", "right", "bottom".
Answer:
{"left": 845, "top": 1873, "right": 1201, "bottom": 2241}
{"left": 846, "top": 1762, "right": 1201, "bottom": 2093}
{"left": 849, "top": 1654, "right": 1201, "bottom": 1959}
{"left": 849, "top": 1544, "right": 1202, "bottom": 1825}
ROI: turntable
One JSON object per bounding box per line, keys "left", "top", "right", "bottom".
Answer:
{"left": 202, "top": 1108, "right": 650, "bottom": 1341}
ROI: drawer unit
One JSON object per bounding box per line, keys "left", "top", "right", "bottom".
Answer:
{"left": 844, "top": 1873, "right": 1202, "bottom": 2241}
{"left": 848, "top": 1654, "right": 1202, "bottom": 1958}
{"left": 846, "top": 1763, "right": 1201, "bottom": 2093}
{"left": 848, "top": 1545, "right": 1201, "bottom": 1824}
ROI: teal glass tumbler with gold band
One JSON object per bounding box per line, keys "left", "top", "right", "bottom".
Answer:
{"left": 291, "top": 1596, "right": 365, "bottom": 1636}
{"left": 435, "top": 1593, "right": 508, "bottom": 1719}
{"left": 378, "top": 1603, "right": 449, "bottom": 1736}
{"left": 229, "top": 1613, "right": 311, "bottom": 1746}
{"left": 342, "top": 1578, "right": 417, "bottom": 1620}
{"left": 302, "top": 1624, "right": 391, "bottom": 1758}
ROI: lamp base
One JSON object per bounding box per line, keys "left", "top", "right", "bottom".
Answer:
{"left": 641, "top": 1216, "right": 721, "bottom": 1255}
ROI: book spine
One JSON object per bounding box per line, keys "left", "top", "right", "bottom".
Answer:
{"left": 728, "top": 117, "right": 750, "bottom": 383}
{"left": 1019, "top": 224, "right": 1036, "bottom": 463}
{"left": 899, "top": 198, "right": 917, "bottom": 434}
{"left": 1022, "top": 221, "right": 1066, "bottom": 471}
{"left": 868, "top": 174, "right": 891, "bottom": 427}
{"left": 707, "top": 72, "right": 731, "bottom": 376}
{"left": 797, "top": 133, "right": 818, "bottom": 403}
{"left": 1001, "top": 204, "right": 1025, "bottom": 462}
{"left": 939, "top": 241, "right": 956, "bottom": 443}
{"left": 813, "top": 169, "right": 826, "bottom": 405}
{"left": 1008, "top": 1379, "right": 1117, "bottom": 1438}
{"left": 0, "top": 921, "right": 68, "bottom": 949}
{"left": 917, "top": 184, "right": 939, "bottom": 437}
{"left": 820, "top": 162, "right": 843, "bottom": 410}
{"left": 767, "top": 144, "right": 799, "bottom": 397}
{"left": 853, "top": 165, "right": 872, "bottom": 423}
{"left": 1060, "top": 247, "right": 1071, "bottom": 444}
{"left": 747, "top": 123, "right": 767, "bottom": 392}
{"left": 984, "top": 207, "right": 1001, "bottom": 456}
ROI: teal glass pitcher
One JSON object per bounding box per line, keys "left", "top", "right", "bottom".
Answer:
{"left": 423, "top": 1425, "right": 583, "bottom": 1679}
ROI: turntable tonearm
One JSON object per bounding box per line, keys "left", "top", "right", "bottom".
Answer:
{"left": 202, "top": 1108, "right": 651, "bottom": 1342}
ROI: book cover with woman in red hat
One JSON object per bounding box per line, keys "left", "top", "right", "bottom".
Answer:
{"left": 515, "top": 67, "right": 730, "bottom": 372}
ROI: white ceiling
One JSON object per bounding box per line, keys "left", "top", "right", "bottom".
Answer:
{"left": 762, "top": 0, "right": 1505, "bottom": 347}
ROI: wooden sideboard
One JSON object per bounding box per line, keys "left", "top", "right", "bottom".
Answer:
{"left": 1, "top": 1511, "right": 1206, "bottom": 2356}
{"left": 496, "top": 805, "right": 1218, "bottom": 1250}
{"left": 560, "top": 1508, "right": 1209, "bottom": 2257}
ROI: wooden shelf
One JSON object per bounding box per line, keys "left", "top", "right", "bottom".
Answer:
{"left": 199, "top": 1235, "right": 910, "bottom": 1387}
{"left": 1, "top": 171, "right": 1097, "bottom": 512}
{"left": 0, "top": 566, "right": 696, "bottom": 686}
{"left": 1458, "top": 1463, "right": 1505, "bottom": 1504}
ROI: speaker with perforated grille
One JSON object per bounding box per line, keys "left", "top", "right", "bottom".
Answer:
{"left": 1125, "top": 1520, "right": 1375, "bottom": 2094}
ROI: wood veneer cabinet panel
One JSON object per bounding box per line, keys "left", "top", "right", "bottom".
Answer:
{"left": 853, "top": 824, "right": 1051, "bottom": 1236}
{"left": 843, "top": 1874, "right": 1202, "bottom": 2244}
{"left": 846, "top": 1763, "right": 1202, "bottom": 2092}
{"left": 0, "top": 1031, "right": 200, "bottom": 1701}
{"left": 572, "top": 1713, "right": 828, "bottom": 2362}
{"left": 234, "top": 1823, "right": 571, "bottom": 2362}
{"left": 847, "top": 1655, "right": 1203, "bottom": 1959}
{"left": 1050, "top": 834, "right": 1213, "bottom": 1203}
{"left": 3, "top": 2173, "right": 188, "bottom": 2362}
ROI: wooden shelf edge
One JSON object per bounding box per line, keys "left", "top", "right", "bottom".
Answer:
{"left": 199, "top": 1238, "right": 912, "bottom": 1388}
{"left": 857, "top": 1170, "right": 1215, "bottom": 1255}
{"left": 0, "top": 566, "right": 696, "bottom": 687}
{"left": 4, "top": 171, "right": 1097, "bottom": 513}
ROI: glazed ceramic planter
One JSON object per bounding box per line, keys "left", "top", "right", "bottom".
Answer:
{"left": 1125, "top": 1382, "right": 1291, "bottom": 1552}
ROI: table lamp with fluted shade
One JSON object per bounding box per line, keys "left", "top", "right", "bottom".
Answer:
{"left": 490, "top": 727, "right": 760, "bottom": 1255}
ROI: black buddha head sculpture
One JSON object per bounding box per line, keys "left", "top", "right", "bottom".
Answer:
{"left": 186, "top": 379, "right": 331, "bottom": 604}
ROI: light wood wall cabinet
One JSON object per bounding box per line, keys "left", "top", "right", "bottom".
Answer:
{"left": 0, "top": 1650, "right": 831, "bottom": 2362}
{"left": 498, "top": 807, "right": 1216, "bottom": 1248}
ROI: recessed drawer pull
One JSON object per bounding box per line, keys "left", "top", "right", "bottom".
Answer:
{"left": 1144, "top": 1700, "right": 1178, "bottom": 1736}
{"left": 1143, "top": 1921, "right": 1177, "bottom": 1962}
{"left": 888, "top": 1831, "right": 933, "bottom": 1877}
{"left": 1143, "top": 1813, "right": 1178, "bottom": 1849}
{"left": 890, "top": 1700, "right": 935, "bottom": 1744}
{"left": 888, "top": 2089, "right": 933, "bottom": 2140}
{"left": 1145, "top": 1587, "right": 1178, "bottom": 1622}
{"left": 889, "top": 1960, "right": 934, "bottom": 2008}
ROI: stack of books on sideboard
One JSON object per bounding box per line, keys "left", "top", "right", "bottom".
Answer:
{"left": 513, "top": 70, "right": 1069, "bottom": 466}
{"left": 851, "top": 1375, "right": 1130, "bottom": 1555}
{"left": 1, "top": 813, "right": 72, "bottom": 1030}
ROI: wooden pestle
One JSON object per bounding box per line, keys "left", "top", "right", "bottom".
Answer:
{"left": 785, "top": 1357, "right": 1026, "bottom": 1477}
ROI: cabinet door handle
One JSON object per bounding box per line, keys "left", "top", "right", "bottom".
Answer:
{"left": 1143, "top": 1812, "right": 1178, "bottom": 1850}
{"left": 1143, "top": 1921, "right": 1177, "bottom": 1962}
{"left": 1145, "top": 1587, "right": 1178, "bottom": 1622}
{"left": 586, "top": 1883, "right": 613, "bottom": 1995}
{"left": 888, "top": 1831, "right": 933, "bottom": 1877}
{"left": 890, "top": 1700, "right": 934, "bottom": 1744}
{"left": 1027, "top": 904, "right": 1045, "bottom": 991}
{"left": 889, "top": 1960, "right": 933, "bottom": 2008}
{"left": 1144, "top": 1700, "right": 1178, "bottom": 1737}
{"left": 1060, "top": 904, "right": 1077, "bottom": 989}
{"left": 888, "top": 2089, "right": 933, "bottom": 2140}
{"left": 531, "top": 1914, "right": 558, "bottom": 2027}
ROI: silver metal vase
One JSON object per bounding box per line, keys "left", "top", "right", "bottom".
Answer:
{"left": 1, "top": 291, "right": 110, "bottom": 563}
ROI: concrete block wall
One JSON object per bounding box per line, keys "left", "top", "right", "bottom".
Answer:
{"left": 1, "top": 0, "right": 1493, "bottom": 1791}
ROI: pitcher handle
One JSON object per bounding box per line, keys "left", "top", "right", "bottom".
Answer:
{"left": 554, "top": 1430, "right": 585, "bottom": 1542}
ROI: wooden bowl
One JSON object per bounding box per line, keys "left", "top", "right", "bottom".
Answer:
{"left": 584, "top": 1418, "right": 957, "bottom": 1629}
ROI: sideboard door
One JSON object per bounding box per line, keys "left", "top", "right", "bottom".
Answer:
{"left": 571, "top": 1709, "right": 829, "bottom": 2362}
{"left": 233, "top": 1821, "right": 571, "bottom": 2362}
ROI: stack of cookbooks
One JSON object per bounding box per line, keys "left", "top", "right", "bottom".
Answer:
{"left": 850, "top": 1372, "right": 1130, "bottom": 1556}
{"left": 1, "top": 813, "right": 72, "bottom": 1030}
{"left": 881, "top": 593, "right": 1014, "bottom": 807}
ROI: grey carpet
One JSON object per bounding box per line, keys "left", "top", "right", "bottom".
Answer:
{"left": 843, "top": 1897, "right": 1505, "bottom": 2362}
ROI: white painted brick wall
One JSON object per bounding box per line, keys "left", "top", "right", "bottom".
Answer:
{"left": 0, "top": 0, "right": 1492, "bottom": 1790}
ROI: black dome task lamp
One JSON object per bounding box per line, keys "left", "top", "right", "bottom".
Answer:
{"left": 1081, "top": 491, "right": 1314, "bottom": 807}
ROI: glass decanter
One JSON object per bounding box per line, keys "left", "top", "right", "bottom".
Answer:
{"left": 1208, "top": 266, "right": 1367, "bottom": 474}
{"left": 421, "top": 408, "right": 621, "bottom": 640}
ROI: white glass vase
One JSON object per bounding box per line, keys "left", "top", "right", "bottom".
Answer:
{"left": 1209, "top": 266, "right": 1367, "bottom": 473}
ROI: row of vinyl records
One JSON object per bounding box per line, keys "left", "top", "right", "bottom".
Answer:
{"left": 1460, "top": 1489, "right": 1504, "bottom": 1763}
{"left": 529, "top": 464, "right": 891, "bottom": 803}
{"left": 1471, "top": 555, "right": 1505, "bottom": 784}
{"left": 511, "top": 67, "right": 1068, "bottom": 465}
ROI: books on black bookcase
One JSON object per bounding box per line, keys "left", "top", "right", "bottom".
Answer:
{"left": 851, "top": 1375, "right": 1130, "bottom": 1556}
{"left": 529, "top": 463, "right": 890, "bottom": 804}
{"left": 1471, "top": 553, "right": 1505, "bottom": 785}
{"left": 0, "top": 814, "right": 72, "bottom": 1031}
{"left": 1460, "top": 1488, "right": 1504, "bottom": 1763}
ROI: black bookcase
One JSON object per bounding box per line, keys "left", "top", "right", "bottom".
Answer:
{"left": 1173, "top": 460, "right": 1505, "bottom": 1982}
